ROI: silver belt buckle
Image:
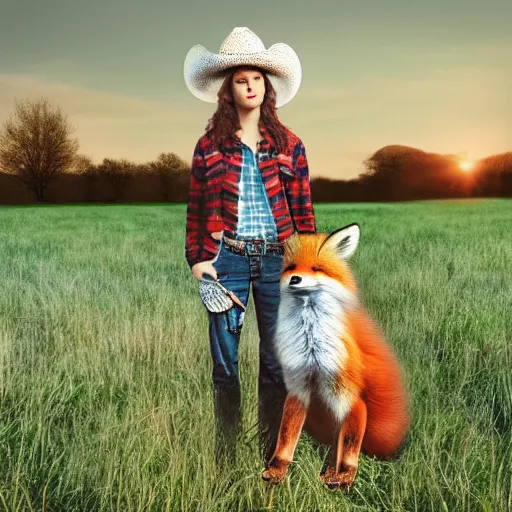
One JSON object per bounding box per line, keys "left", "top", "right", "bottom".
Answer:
{"left": 247, "top": 240, "right": 264, "bottom": 256}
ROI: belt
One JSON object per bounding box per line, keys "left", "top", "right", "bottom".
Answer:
{"left": 222, "top": 236, "right": 284, "bottom": 256}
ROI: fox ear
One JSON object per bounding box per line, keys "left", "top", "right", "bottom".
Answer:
{"left": 318, "top": 223, "right": 360, "bottom": 260}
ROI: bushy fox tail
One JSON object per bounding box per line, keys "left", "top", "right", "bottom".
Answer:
{"left": 347, "top": 310, "right": 410, "bottom": 459}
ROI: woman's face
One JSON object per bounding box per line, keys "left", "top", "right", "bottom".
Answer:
{"left": 231, "top": 68, "right": 266, "bottom": 110}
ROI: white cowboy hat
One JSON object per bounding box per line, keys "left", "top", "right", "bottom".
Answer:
{"left": 183, "top": 27, "right": 302, "bottom": 108}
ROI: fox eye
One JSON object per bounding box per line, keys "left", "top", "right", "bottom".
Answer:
{"left": 284, "top": 264, "right": 296, "bottom": 272}
{"left": 311, "top": 266, "right": 322, "bottom": 272}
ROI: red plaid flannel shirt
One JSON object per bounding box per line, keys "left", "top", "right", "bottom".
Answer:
{"left": 185, "top": 126, "right": 316, "bottom": 268}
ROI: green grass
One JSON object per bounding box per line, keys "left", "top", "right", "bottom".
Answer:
{"left": 0, "top": 200, "right": 511, "bottom": 511}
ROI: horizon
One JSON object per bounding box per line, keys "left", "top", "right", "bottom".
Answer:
{"left": 1, "top": 0, "right": 510, "bottom": 179}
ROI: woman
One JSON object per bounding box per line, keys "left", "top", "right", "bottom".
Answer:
{"left": 183, "top": 27, "right": 316, "bottom": 467}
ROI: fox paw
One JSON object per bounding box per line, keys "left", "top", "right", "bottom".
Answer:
{"left": 262, "top": 459, "right": 289, "bottom": 485}
{"left": 320, "top": 465, "right": 357, "bottom": 489}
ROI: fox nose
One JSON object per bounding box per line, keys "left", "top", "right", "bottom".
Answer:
{"left": 290, "top": 275, "right": 302, "bottom": 286}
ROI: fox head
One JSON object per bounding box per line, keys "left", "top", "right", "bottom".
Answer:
{"left": 280, "top": 223, "right": 360, "bottom": 306}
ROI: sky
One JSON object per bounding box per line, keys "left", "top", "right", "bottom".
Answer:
{"left": 0, "top": 0, "right": 511, "bottom": 179}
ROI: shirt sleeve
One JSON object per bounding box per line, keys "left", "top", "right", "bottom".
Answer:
{"left": 285, "top": 140, "right": 316, "bottom": 234}
{"left": 184, "top": 141, "right": 220, "bottom": 268}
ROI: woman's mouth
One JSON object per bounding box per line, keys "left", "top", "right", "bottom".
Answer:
{"left": 247, "top": 95, "right": 256, "bottom": 99}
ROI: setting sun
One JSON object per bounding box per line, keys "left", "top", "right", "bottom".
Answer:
{"left": 459, "top": 160, "right": 474, "bottom": 172}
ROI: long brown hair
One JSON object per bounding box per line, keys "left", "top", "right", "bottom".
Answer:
{"left": 205, "top": 66, "right": 289, "bottom": 154}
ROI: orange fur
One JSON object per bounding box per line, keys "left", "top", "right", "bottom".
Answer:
{"left": 262, "top": 230, "right": 410, "bottom": 488}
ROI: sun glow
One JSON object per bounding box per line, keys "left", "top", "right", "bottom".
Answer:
{"left": 459, "top": 160, "right": 474, "bottom": 172}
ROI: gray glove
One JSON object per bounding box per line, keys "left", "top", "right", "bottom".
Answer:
{"left": 199, "top": 273, "right": 246, "bottom": 313}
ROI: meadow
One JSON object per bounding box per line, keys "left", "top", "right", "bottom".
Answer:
{"left": 0, "top": 200, "right": 510, "bottom": 511}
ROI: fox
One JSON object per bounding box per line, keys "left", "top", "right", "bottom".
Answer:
{"left": 262, "top": 223, "right": 409, "bottom": 489}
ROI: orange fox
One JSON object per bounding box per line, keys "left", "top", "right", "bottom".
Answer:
{"left": 262, "top": 223, "right": 409, "bottom": 488}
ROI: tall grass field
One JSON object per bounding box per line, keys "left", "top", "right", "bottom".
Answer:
{"left": 0, "top": 200, "right": 511, "bottom": 511}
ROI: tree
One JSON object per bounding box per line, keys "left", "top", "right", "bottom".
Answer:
{"left": 474, "top": 152, "right": 512, "bottom": 196}
{"left": 97, "top": 158, "right": 139, "bottom": 201}
{"left": 361, "top": 145, "right": 469, "bottom": 200}
{"left": 146, "top": 152, "right": 190, "bottom": 201}
{"left": 0, "top": 98, "right": 79, "bottom": 201}
{"left": 68, "top": 154, "right": 94, "bottom": 175}
{"left": 148, "top": 152, "right": 189, "bottom": 174}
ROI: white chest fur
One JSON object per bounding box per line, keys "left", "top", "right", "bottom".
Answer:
{"left": 274, "top": 287, "right": 356, "bottom": 421}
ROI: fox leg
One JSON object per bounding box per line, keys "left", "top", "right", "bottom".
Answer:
{"left": 261, "top": 394, "right": 308, "bottom": 485}
{"left": 320, "top": 397, "right": 367, "bottom": 489}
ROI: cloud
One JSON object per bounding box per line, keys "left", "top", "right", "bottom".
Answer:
{"left": 0, "top": 73, "right": 210, "bottom": 164}
{"left": 0, "top": 60, "right": 509, "bottom": 181}
{"left": 0, "top": 73, "right": 190, "bottom": 123}
{"left": 296, "top": 66, "right": 509, "bottom": 119}
{"left": 281, "top": 61, "right": 511, "bottom": 178}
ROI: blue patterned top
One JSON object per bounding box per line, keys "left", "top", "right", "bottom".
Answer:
{"left": 235, "top": 142, "right": 278, "bottom": 241}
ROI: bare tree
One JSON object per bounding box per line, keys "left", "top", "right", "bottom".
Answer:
{"left": 0, "top": 98, "right": 79, "bottom": 200}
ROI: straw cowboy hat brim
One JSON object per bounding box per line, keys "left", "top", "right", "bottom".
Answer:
{"left": 183, "top": 27, "right": 302, "bottom": 109}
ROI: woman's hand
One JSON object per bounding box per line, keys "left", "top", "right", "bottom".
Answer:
{"left": 191, "top": 260, "right": 218, "bottom": 281}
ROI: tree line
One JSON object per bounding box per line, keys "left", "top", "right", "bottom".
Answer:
{"left": 0, "top": 98, "right": 510, "bottom": 204}
{"left": 313, "top": 146, "right": 512, "bottom": 201}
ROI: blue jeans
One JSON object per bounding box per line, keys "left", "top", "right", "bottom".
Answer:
{"left": 207, "top": 238, "right": 287, "bottom": 465}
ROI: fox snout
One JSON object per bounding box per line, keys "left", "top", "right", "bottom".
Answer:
{"left": 285, "top": 274, "right": 318, "bottom": 290}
